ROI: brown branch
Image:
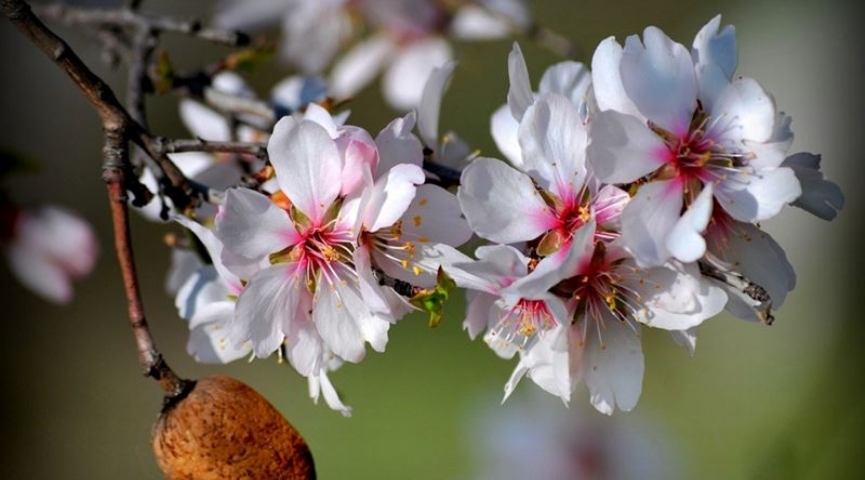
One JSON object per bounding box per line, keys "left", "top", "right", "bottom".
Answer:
{"left": 103, "top": 129, "right": 188, "bottom": 397}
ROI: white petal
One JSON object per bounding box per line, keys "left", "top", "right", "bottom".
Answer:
{"left": 784, "top": 153, "right": 845, "bottom": 220}
{"left": 418, "top": 61, "right": 456, "bottom": 147}
{"left": 538, "top": 61, "right": 591, "bottom": 107}
{"left": 692, "top": 15, "right": 737, "bottom": 80}
{"left": 18, "top": 206, "right": 98, "bottom": 277}
{"left": 518, "top": 93, "right": 588, "bottom": 199}
{"left": 620, "top": 28, "right": 697, "bottom": 136}
{"left": 165, "top": 248, "right": 204, "bottom": 295}
{"left": 587, "top": 110, "right": 668, "bottom": 184}
{"left": 318, "top": 369, "right": 353, "bottom": 417}
{"left": 271, "top": 75, "right": 329, "bottom": 113}
{"left": 710, "top": 77, "right": 776, "bottom": 144}
{"left": 179, "top": 100, "right": 231, "bottom": 142}
{"left": 620, "top": 179, "right": 684, "bottom": 267}
{"left": 174, "top": 216, "right": 241, "bottom": 290}
{"left": 376, "top": 112, "right": 424, "bottom": 174}
{"left": 670, "top": 328, "right": 698, "bottom": 356}
{"left": 591, "top": 37, "right": 642, "bottom": 118}
{"left": 506, "top": 326, "right": 572, "bottom": 404}
{"left": 457, "top": 157, "right": 552, "bottom": 244}
{"left": 176, "top": 266, "right": 230, "bottom": 321}
{"left": 450, "top": 5, "right": 512, "bottom": 40}
{"left": 269, "top": 118, "right": 344, "bottom": 222}
{"left": 708, "top": 221, "right": 795, "bottom": 309}
{"left": 232, "top": 264, "right": 300, "bottom": 358}
{"left": 582, "top": 312, "right": 644, "bottom": 414}
{"left": 402, "top": 184, "right": 473, "bottom": 247}
{"left": 464, "top": 292, "right": 500, "bottom": 339}
{"left": 692, "top": 15, "right": 737, "bottom": 107}
{"left": 626, "top": 261, "right": 727, "bottom": 330}
{"left": 281, "top": 0, "right": 349, "bottom": 73}
{"left": 285, "top": 316, "right": 327, "bottom": 381}
{"left": 187, "top": 301, "right": 249, "bottom": 364}
{"left": 301, "top": 103, "right": 338, "bottom": 138}
{"left": 507, "top": 42, "right": 534, "bottom": 122}
{"left": 6, "top": 242, "right": 72, "bottom": 303}
{"left": 216, "top": 188, "right": 298, "bottom": 260}
{"left": 336, "top": 126, "right": 380, "bottom": 196}
{"left": 715, "top": 167, "right": 801, "bottom": 222}
{"left": 451, "top": 244, "right": 528, "bottom": 293}
{"left": 330, "top": 35, "right": 395, "bottom": 99}
{"left": 364, "top": 163, "right": 425, "bottom": 232}
{"left": 666, "top": 183, "right": 714, "bottom": 263}
{"left": 383, "top": 38, "right": 452, "bottom": 110}
{"left": 353, "top": 246, "right": 392, "bottom": 316}
{"left": 314, "top": 272, "right": 389, "bottom": 362}
{"left": 490, "top": 104, "right": 524, "bottom": 167}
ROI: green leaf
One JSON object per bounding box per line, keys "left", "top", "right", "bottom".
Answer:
{"left": 409, "top": 268, "right": 456, "bottom": 328}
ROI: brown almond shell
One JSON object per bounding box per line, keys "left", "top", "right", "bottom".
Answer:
{"left": 152, "top": 375, "right": 315, "bottom": 480}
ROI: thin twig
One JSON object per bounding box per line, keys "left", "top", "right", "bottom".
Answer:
{"left": 156, "top": 137, "right": 268, "bottom": 158}
{"left": 33, "top": 3, "right": 249, "bottom": 47}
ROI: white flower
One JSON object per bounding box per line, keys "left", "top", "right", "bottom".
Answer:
{"left": 2, "top": 205, "right": 97, "bottom": 304}
{"left": 500, "top": 229, "right": 726, "bottom": 414}
{"left": 587, "top": 16, "right": 802, "bottom": 267}
{"left": 174, "top": 214, "right": 352, "bottom": 416}
{"left": 215, "top": 118, "right": 390, "bottom": 364}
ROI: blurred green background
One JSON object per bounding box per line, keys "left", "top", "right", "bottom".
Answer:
{"left": 1, "top": 0, "right": 863, "bottom": 478}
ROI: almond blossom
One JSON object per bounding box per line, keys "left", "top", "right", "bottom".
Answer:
{"left": 173, "top": 215, "right": 352, "bottom": 416}
{"left": 587, "top": 16, "right": 803, "bottom": 267}
{"left": 453, "top": 38, "right": 728, "bottom": 414}
{"left": 1, "top": 205, "right": 97, "bottom": 304}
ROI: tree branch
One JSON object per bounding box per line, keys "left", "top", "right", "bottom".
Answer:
{"left": 32, "top": 3, "right": 249, "bottom": 47}
{"left": 155, "top": 137, "right": 268, "bottom": 158}
{"left": 102, "top": 129, "right": 188, "bottom": 396}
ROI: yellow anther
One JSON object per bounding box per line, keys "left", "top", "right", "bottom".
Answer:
{"left": 418, "top": 236, "right": 430, "bottom": 243}
{"left": 413, "top": 215, "right": 423, "bottom": 227}
{"left": 578, "top": 206, "right": 591, "bottom": 223}
{"left": 412, "top": 266, "right": 422, "bottom": 276}
{"left": 418, "top": 197, "right": 428, "bottom": 206}
{"left": 321, "top": 245, "right": 340, "bottom": 262}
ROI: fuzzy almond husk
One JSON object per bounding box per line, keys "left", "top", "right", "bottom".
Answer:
{"left": 152, "top": 375, "right": 315, "bottom": 480}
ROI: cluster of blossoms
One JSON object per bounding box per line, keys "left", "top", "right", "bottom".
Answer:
{"left": 6, "top": 6, "right": 842, "bottom": 419}
{"left": 447, "top": 16, "right": 843, "bottom": 414}
{"left": 216, "top": 0, "right": 530, "bottom": 109}
{"left": 159, "top": 15, "right": 843, "bottom": 415}
{"left": 171, "top": 98, "right": 473, "bottom": 414}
